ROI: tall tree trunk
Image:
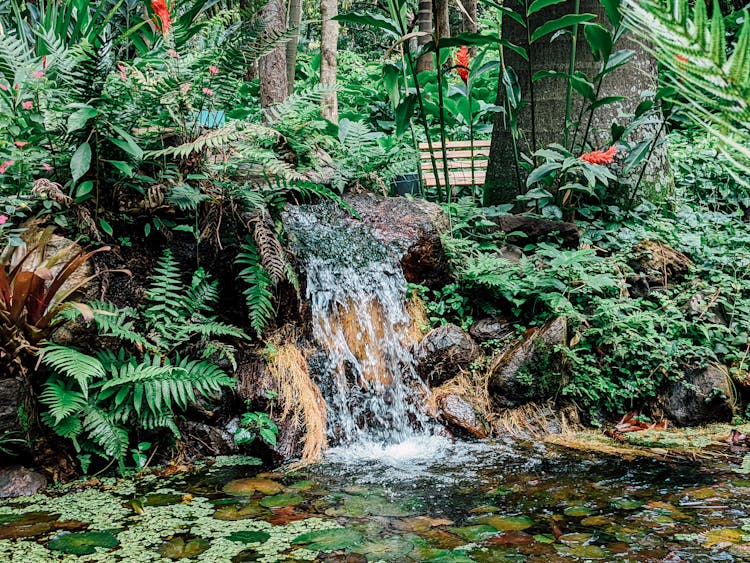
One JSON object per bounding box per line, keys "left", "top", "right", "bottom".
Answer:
{"left": 259, "top": 0, "right": 288, "bottom": 109}
{"left": 417, "top": 0, "right": 433, "bottom": 73}
{"left": 320, "top": 0, "right": 339, "bottom": 123}
{"left": 483, "top": 0, "right": 672, "bottom": 206}
{"left": 434, "top": 0, "right": 450, "bottom": 41}
{"left": 286, "top": 0, "right": 303, "bottom": 95}
{"left": 461, "top": 0, "right": 478, "bottom": 34}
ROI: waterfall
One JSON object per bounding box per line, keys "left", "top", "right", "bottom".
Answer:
{"left": 284, "top": 203, "right": 434, "bottom": 446}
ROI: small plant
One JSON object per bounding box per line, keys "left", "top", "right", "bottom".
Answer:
{"left": 234, "top": 410, "right": 279, "bottom": 448}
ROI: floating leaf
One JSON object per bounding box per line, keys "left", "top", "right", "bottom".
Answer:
{"left": 158, "top": 536, "right": 209, "bottom": 559}
{"left": 227, "top": 530, "right": 271, "bottom": 544}
{"left": 479, "top": 515, "right": 534, "bottom": 531}
{"left": 259, "top": 493, "right": 304, "bottom": 508}
{"left": 564, "top": 506, "right": 593, "bottom": 517}
{"left": 704, "top": 527, "right": 744, "bottom": 547}
{"left": 223, "top": 478, "right": 283, "bottom": 496}
{"left": 449, "top": 524, "right": 498, "bottom": 541}
{"left": 581, "top": 515, "right": 611, "bottom": 527}
{"left": 49, "top": 531, "right": 119, "bottom": 555}
{"left": 214, "top": 502, "right": 265, "bottom": 521}
{"left": 292, "top": 527, "right": 363, "bottom": 551}
{"left": 356, "top": 537, "right": 415, "bottom": 560}
{"left": 611, "top": 498, "right": 644, "bottom": 510}
{"left": 555, "top": 544, "right": 608, "bottom": 558}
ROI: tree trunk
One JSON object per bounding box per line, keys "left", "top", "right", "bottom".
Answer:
{"left": 259, "top": 0, "right": 288, "bottom": 109}
{"left": 286, "top": 0, "right": 303, "bottom": 95}
{"left": 461, "top": 0, "right": 478, "bottom": 34}
{"left": 483, "top": 0, "right": 672, "bottom": 206}
{"left": 417, "top": 0, "right": 433, "bottom": 73}
{"left": 320, "top": 0, "right": 339, "bottom": 123}
{"left": 434, "top": 0, "right": 450, "bottom": 41}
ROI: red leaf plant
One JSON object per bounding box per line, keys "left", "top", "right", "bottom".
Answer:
{"left": 455, "top": 46, "right": 470, "bottom": 84}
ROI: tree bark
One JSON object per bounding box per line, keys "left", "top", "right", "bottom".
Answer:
{"left": 320, "top": 0, "right": 339, "bottom": 123}
{"left": 417, "top": 0, "right": 433, "bottom": 73}
{"left": 434, "top": 0, "right": 450, "bottom": 41}
{"left": 286, "top": 0, "right": 303, "bottom": 95}
{"left": 461, "top": 0, "right": 478, "bottom": 34}
{"left": 259, "top": 0, "right": 288, "bottom": 109}
{"left": 483, "top": 0, "right": 672, "bottom": 206}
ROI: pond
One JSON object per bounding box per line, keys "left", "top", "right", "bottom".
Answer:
{"left": 1, "top": 435, "right": 749, "bottom": 561}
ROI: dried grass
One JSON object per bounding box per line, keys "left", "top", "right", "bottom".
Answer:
{"left": 490, "top": 401, "right": 581, "bottom": 439}
{"left": 266, "top": 331, "right": 328, "bottom": 463}
{"left": 428, "top": 369, "right": 493, "bottom": 421}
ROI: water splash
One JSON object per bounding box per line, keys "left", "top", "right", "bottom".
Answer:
{"left": 285, "top": 203, "right": 434, "bottom": 447}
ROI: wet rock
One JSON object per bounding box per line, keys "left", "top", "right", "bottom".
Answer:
{"left": 486, "top": 215, "right": 580, "bottom": 249}
{"left": 661, "top": 364, "right": 733, "bottom": 426}
{"left": 437, "top": 394, "right": 487, "bottom": 439}
{"left": 413, "top": 324, "right": 482, "bottom": 385}
{"left": 0, "top": 465, "right": 46, "bottom": 498}
{"left": 470, "top": 317, "right": 515, "bottom": 343}
{"left": 0, "top": 378, "right": 24, "bottom": 437}
{"left": 489, "top": 317, "right": 567, "bottom": 407}
{"left": 629, "top": 240, "right": 692, "bottom": 287}
{"left": 344, "top": 194, "right": 450, "bottom": 287}
{"left": 180, "top": 421, "right": 238, "bottom": 456}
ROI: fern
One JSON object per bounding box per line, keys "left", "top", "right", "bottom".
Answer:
{"left": 235, "top": 236, "right": 275, "bottom": 336}
{"left": 82, "top": 405, "right": 129, "bottom": 461}
{"left": 623, "top": 0, "right": 750, "bottom": 180}
{"left": 39, "top": 378, "right": 88, "bottom": 424}
{"left": 167, "top": 184, "right": 211, "bottom": 212}
{"left": 145, "top": 249, "right": 186, "bottom": 323}
{"left": 41, "top": 344, "right": 106, "bottom": 397}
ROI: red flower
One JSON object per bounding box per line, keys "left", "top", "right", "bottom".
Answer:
{"left": 0, "top": 160, "right": 13, "bottom": 174}
{"left": 580, "top": 146, "right": 617, "bottom": 165}
{"left": 456, "top": 46, "right": 470, "bottom": 84}
{"left": 676, "top": 54, "right": 688, "bottom": 63}
{"left": 151, "top": 0, "right": 172, "bottom": 36}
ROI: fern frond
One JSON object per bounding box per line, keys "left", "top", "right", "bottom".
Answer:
{"left": 41, "top": 411, "right": 83, "bottom": 439}
{"left": 235, "top": 236, "right": 275, "bottom": 336}
{"left": 167, "top": 184, "right": 211, "bottom": 211}
{"left": 39, "top": 378, "right": 88, "bottom": 424}
{"left": 87, "top": 300, "right": 151, "bottom": 349}
{"left": 250, "top": 209, "right": 286, "bottom": 283}
{"left": 41, "top": 344, "right": 106, "bottom": 397}
{"left": 82, "top": 405, "right": 129, "bottom": 460}
{"left": 145, "top": 249, "right": 186, "bottom": 323}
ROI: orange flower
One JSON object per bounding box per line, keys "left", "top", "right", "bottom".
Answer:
{"left": 580, "top": 146, "right": 617, "bottom": 165}
{"left": 456, "top": 46, "right": 470, "bottom": 84}
{"left": 151, "top": 0, "right": 172, "bottom": 36}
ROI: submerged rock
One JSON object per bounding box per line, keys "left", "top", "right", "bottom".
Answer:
{"left": 437, "top": 394, "right": 487, "bottom": 439}
{"left": 488, "top": 317, "right": 567, "bottom": 407}
{"left": 661, "top": 364, "right": 734, "bottom": 426}
{"left": 0, "top": 465, "right": 46, "bottom": 498}
{"left": 413, "top": 324, "right": 482, "bottom": 385}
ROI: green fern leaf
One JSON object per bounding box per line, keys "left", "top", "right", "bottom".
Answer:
{"left": 41, "top": 345, "right": 106, "bottom": 398}
{"left": 235, "top": 236, "right": 275, "bottom": 336}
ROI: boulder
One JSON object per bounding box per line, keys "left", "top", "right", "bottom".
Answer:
{"left": 469, "top": 317, "right": 515, "bottom": 343}
{"left": 486, "top": 215, "right": 580, "bottom": 249}
{"left": 0, "top": 465, "right": 46, "bottom": 498}
{"left": 661, "top": 364, "right": 733, "bottom": 426}
{"left": 628, "top": 240, "right": 691, "bottom": 287}
{"left": 343, "top": 194, "right": 450, "bottom": 287}
{"left": 489, "top": 317, "right": 567, "bottom": 407}
{"left": 180, "top": 421, "right": 238, "bottom": 456}
{"left": 0, "top": 379, "right": 24, "bottom": 438}
{"left": 413, "top": 324, "right": 482, "bottom": 385}
{"left": 437, "top": 394, "right": 487, "bottom": 439}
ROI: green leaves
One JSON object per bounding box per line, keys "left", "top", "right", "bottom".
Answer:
{"left": 527, "top": 0, "right": 568, "bottom": 16}
{"left": 67, "top": 106, "right": 98, "bottom": 133}
{"left": 70, "top": 142, "right": 91, "bottom": 183}
{"left": 530, "top": 14, "right": 596, "bottom": 43}
{"left": 333, "top": 12, "right": 400, "bottom": 38}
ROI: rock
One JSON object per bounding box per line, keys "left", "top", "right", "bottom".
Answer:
{"left": 470, "top": 318, "right": 515, "bottom": 343}
{"left": 489, "top": 317, "right": 567, "bottom": 407}
{"left": 343, "top": 194, "right": 450, "bottom": 287}
{"left": 0, "top": 378, "right": 24, "bottom": 437}
{"left": 0, "top": 465, "right": 46, "bottom": 498}
{"left": 486, "top": 215, "right": 580, "bottom": 249}
{"left": 180, "top": 421, "right": 238, "bottom": 456}
{"left": 413, "top": 324, "right": 482, "bottom": 385}
{"left": 301, "top": 148, "right": 336, "bottom": 185}
{"left": 661, "top": 364, "right": 733, "bottom": 426}
{"left": 437, "top": 394, "right": 487, "bottom": 439}
{"left": 629, "top": 240, "right": 692, "bottom": 287}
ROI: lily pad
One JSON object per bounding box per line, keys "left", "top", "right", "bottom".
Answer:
{"left": 356, "top": 537, "right": 415, "bottom": 560}
{"left": 49, "top": 531, "right": 120, "bottom": 555}
{"left": 214, "top": 501, "right": 265, "bottom": 520}
{"left": 611, "top": 498, "right": 644, "bottom": 510}
{"left": 479, "top": 515, "right": 534, "bottom": 531}
{"left": 227, "top": 530, "right": 271, "bottom": 544}
{"left": 564, "top": 505, "right": 593, "bottom": 517}
{"left": 292, "top": 527, "right": 364, "bottom": 551}
{"left": 420, "top": 548, "right": 475, "bottom": 562}
{"left": 450, "top": 524, "right": 498, "bottom": 541}
{"left": 223, "top": 478, "right": 283, "bottom": 496}
{"left": 555, "top": 544, "right": 608, "bottom": 559}
{"left": 704, "top": 527, "right": 744, "bottom": 547}
{"left": 259, "top": 493, "right": 304, "bottom": 508}
{"left": 159, "top": 536, "right": 210, "bottom": 559}
{"left": 581, "top": 515, "right": 611, "bottom": 527}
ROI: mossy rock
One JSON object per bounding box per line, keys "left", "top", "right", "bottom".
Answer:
{"left": 48, "top": 531, "right": 119, "bottom": 555}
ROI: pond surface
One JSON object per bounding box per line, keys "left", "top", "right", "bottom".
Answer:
{"left": 1, "top": 436, "right": 750, "bottom": 561}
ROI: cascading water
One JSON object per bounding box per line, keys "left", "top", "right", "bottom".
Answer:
{"left": 284, "top": 203, "right": 435, "bottom": 449}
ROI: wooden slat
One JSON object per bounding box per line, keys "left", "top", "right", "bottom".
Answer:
{"left": 422, "top": 171, "right": 487, "bottom": 187}
{"left": 421, "top": 160, "right": 488, "bottom": 170}
{"left": 418, "top": 139, "right": 491, "bottom": 149}
{"left": 420, "top": 149, "right": 490, "bottom": 159}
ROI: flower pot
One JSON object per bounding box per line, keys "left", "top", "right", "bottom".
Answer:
{"left": 391, "top": 173, "right": 421, "bottom": 197}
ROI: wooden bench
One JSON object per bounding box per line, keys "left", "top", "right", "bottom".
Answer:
{"left": 418, "top": 139, "right": 490, "bottom": 190}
